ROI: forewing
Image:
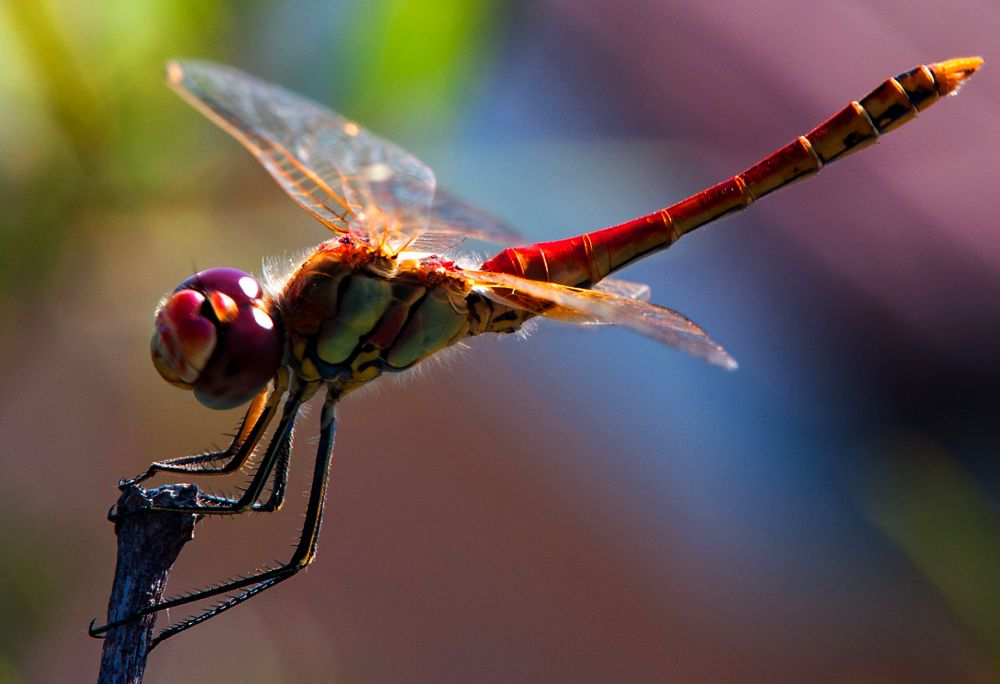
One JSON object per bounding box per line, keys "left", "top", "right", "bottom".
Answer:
{"left": 167, "top": 60, "right": 437, "bottom": 236}
{"left": 465, "top": 269, "right": 737, "bottom": 370}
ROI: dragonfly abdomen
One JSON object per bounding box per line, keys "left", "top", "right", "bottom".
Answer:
{"left": 482, "top": 58, "right": 981, "bottom": 289}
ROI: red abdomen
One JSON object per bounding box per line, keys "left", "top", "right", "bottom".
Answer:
{"left": 482, "top": 58, "right": 980, "bottom": 288}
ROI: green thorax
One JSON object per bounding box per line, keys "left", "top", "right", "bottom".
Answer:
{"left": 276, "top": 237, "right": 526, "bottom": 398}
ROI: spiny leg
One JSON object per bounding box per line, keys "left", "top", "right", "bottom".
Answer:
{"left": 252, "top": 426, "right": 292, "bottom": 512}
{"left": 120, "top": 387, "right": 280, "bottom": 488}
{"left": 140, "top": 389, "right": 302, "bottom": 516}
{"left": 90, "top": 391, "right": 308, "bottom": 639}
{"left": 198, "top": 422, "right": 293, "bottom": 512}
{"left": 149, "top": 396, "right": 336, "bottom": 648}
{"left": 91, "top": 393, "right": 337, "bottom": 645}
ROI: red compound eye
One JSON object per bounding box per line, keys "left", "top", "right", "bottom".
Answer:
{"left": 151, "top": 268, "right": 283, "bottom": 409}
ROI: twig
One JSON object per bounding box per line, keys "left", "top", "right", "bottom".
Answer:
{"left": 96, "top": 484, "right": 202, "bottom": 684}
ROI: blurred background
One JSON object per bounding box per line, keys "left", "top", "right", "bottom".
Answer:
{"left": 1, "top": 1, "right": 998, "bottom": 682}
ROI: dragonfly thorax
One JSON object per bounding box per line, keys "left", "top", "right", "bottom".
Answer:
{"left": 151, "top": 267, "right": 283, "bottom": 409}
{"left": 278, "top": 239, "right": 513, "bottom": 399}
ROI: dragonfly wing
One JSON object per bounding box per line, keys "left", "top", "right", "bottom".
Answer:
{"left": 402, "top": 190, "right": 524, "bottom": 254}
{"left": 465, "top": 269, "right": 737, "bottom": 370}
{"left": 563, "top": 278, "right": 653, "bottom": 326}
{"left": 167, "top": 60, "right": 437, "bottom": 237}
{"left": 423, "top": 189, "right": 523, "bottom": 244}
{"left": 593, "top": 278, "right": 651, "bottom": 302}
{"left": 403, "top": 231, "right": 470, "bottom": 255}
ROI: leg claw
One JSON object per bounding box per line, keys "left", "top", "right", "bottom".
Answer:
{"left": 88, "top": 617, "right": 108, "bottom": 639}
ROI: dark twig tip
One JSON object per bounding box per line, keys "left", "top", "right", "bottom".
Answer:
{"left": 96, "top": 483, "right": 204, "bottom": 683}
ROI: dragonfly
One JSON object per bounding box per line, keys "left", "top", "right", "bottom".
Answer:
{"left": 91, "top": 56, "right": 981, "bottom": 647}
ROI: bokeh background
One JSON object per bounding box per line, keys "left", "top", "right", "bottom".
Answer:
{"left": 1, "top": 1, "right": 998, "bottom": 682}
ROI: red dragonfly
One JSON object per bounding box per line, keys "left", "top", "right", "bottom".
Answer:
{"left": 92, "top": 56, "right": 981, "bottom": 646}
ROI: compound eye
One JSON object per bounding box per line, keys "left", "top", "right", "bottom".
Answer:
{"left": 151, "top": 268, "right": 283, "bottom": 409}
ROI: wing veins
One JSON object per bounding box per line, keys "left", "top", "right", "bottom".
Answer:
{"left": 267, "top": 151, "right": 353, "bottom": 223}
{"left": 464, "top": 269, "right": 737, "bottom": 370}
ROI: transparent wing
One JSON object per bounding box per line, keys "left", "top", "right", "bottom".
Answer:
{"left": 167, "top": 60, "right": 437, "bottom": 237}
{"left": 593, "top": 278, "right": 651, "bottom": 301}
{"left": 464, "top": 269, "right": 737, "bottom": 370}
{"left": 565, "top": 278, "right": 653, "bottom": 326}
{"left": 404, "top": 191, "right": 524, "bottom": 253}
{"left": 421, "top": 190, "right": 523, "bottom": 246}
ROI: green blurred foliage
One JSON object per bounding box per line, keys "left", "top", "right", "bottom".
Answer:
{"left": 0, "top": 0, "right": 232, "bottom": 304}
{"left": 334, "top": 0, "right": 503, "bottom": 135}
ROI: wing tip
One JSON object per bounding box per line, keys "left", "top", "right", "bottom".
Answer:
{"left": 711, "top": 351, "right": 739, "bottom": 372}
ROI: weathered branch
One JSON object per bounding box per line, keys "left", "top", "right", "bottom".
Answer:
{"left": 96, "top": 484, "right": 202, "bottom": 684}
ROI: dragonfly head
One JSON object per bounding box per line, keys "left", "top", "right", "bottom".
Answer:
{"left": 151, "top": 268, "right": 282, "bottom": 409}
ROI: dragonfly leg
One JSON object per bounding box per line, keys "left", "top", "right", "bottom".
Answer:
{"left": 90, "top": 394, "right": 337, "bottom": 646}
{"left": 197, "top": 426, "right": 292, "bottom": 512}
{"left": 137, "top": 391, "right": 301, "bottom": 516}
{"left": 120, "top": 388, "right": 279, "bottom": 488}
{"left": 248, "top": 426, "right": 292, "bottom": 512}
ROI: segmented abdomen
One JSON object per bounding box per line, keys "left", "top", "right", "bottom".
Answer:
{"left": 481, "top": 58, "right": 981, "bottom": 288}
